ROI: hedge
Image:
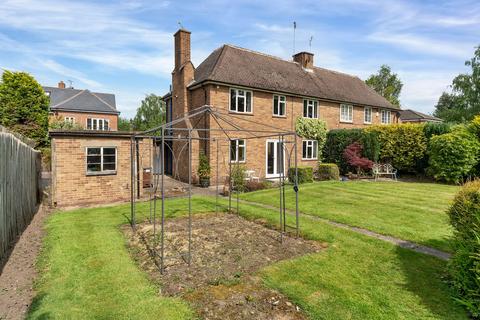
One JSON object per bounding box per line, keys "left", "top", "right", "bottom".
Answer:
{"left": 323, "top": 129, "right": 364, "bottom": 173}
{"left": 317, "top": 163, "right": 340, "bottom": 181}
{"left": 447, "top": 181, "right": 480, "bottom": 317}
{"left": 288, "top": 167, "right": 313, "bottom": 184}
{"left": 428, "top": 128, "right": 480, "bottom": 183}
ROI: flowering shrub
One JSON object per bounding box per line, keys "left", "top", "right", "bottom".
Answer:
{"left": 343, "top": 142, "right": 373, "bottom": 174}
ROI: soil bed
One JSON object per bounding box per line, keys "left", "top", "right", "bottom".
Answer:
{"left": 124, "top": 213, "right": 324, "bottom": 320}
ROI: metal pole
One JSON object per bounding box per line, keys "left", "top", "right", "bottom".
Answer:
{"left": 135, "top": 139, "right": 140, "bottom": 199}
{"left": 130, "top": 135, "right": 135, "bottom": 228}
{"left": 188, "top": 129, "right": 192, "bottom": 265}
{"left": 216, "top": 138, "right": 219, "bottom": 214}
{"left": 281, "top": 135, "right": 286, "bottom": 233}
{"left": 294, "top": 133, "right": 299, "bottom": 237}
{"left": 160, "top": 129, "right": 165, "bottom": 272}
{"left": 278, "top": 135, "right": 283, "bottom": 242}
{"left": 228, "top": 140, "right": 232, "bottom": 213}
{"left": 236, "top": 160, "right": 239, "bottom": 215}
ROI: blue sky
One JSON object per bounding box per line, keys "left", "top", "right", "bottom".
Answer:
{"left": 0, "top": 0, "right": 478, "bottom": 118}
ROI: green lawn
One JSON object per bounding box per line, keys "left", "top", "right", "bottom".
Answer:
{"left": 29, "top": 191, "right": 467, "bottom": 319}
{"left": 240, "top": 181, "right": 458, "bottom": 252}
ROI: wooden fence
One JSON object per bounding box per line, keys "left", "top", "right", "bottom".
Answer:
{"left": 0, "top": 126, "right": 41, "bottom": 261}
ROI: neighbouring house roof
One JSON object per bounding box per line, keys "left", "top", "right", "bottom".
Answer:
{"left": 399, "top": 109, "right": 442, "bottom": 122}
{"left": 43, "top": 86, "right": 120, "bottom": 115}
{"left": 190, "top": 44, "right": 398, "bottom": 110}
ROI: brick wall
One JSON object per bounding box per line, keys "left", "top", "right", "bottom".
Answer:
{"left": 51, "top": 135, "right": 151, "bottom": 207}
{"left": 50, "top": 111, "right": 119, "bottom": 131}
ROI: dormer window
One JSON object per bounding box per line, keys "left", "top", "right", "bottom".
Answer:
{"left": 230, "top": 88, "right": 252, "bottom": 113}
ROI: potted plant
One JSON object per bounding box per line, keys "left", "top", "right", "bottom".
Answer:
{"left": 198, "top": 152, "right": 211, "bottom": 187}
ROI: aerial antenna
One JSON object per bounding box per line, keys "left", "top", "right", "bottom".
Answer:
{"left": 67, "top": 79, "right": 73, "bottom": 88}
{"left": 178, "top": 21, "right": 184, "bottom": 29}
{"left": 293, "top": 21, "right": 297, "bottom": 56}
{"left": 309, "top": 36, "right": 313, "bottom": 52}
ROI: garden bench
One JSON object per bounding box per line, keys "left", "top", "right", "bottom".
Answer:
{"left": 372, "top": 163, "right": 397, "bottom": 181}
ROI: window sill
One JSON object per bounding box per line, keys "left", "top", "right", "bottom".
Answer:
{"left": 229, "top": 161, "right": 246, "bottom": 164}
{"left": 86, "top": 171, "right": 117, "bottom": 176}
{"left": 302, "top": 116, "right": 319, "bottom": 119}
{"left": 301, "top": 158, "right": 318, "bottom": 161}
{"left": 229, "top": 111, "right": 254, "bottom": 116}
{"left": 272, "top": 115, "right": 287, "bottom": 118}
{"left": 340, "top": 120, "right": 353, "bottom": 124}
{"left": 364, "top": 122, "right": 372, "bottom": 125}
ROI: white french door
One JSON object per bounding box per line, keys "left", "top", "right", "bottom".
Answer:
{"left": 265, "top": 140, "right": 285, "bottom": 178}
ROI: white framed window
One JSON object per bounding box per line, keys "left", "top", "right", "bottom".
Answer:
{"left": 364, "top": 107, "right": 372, "bottom": 124}
{"left": 64, "top": 116, "right": 75, "bottom": 123}
{"left": 340, "top": 104, "right": 353, "bottom": 123}
{"left": 230, "top": 88, "right": 252, "bottom": 113}
{"left": 303, "top": 99, "right": 318, "bottom": 118}
{"left": 86, "top": 147, "right": 117, "bottom": 174}
{"left": 230, "top": 139, "right": 246, "bottom": 163}
{"left": 87, "top": 118, "right": 109, "bottom": 131}
{"left": 381, "top": 110, "right": 391, "bottom": 124}
{"left": 302, "top": 140, "right": 318, "bottom": 160}
{"left": 273, "top": 95, "right": 286, "bottom": 116}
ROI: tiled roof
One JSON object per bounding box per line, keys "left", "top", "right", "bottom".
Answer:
{"left": 190, "top": 45, "right": 398, "bottom": 110}
{"left": 399, "top": 109, "right": 442, "bottom": 122}
{"left": 43, "top": 86, "right": 119, "bottom": 114}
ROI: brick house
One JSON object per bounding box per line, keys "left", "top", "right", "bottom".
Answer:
{"left": 44, "top": 81, "right": 120, "bottom": 131}
{"left": 399, "top": 109, "right": 442, "bottom": 123}
{"left": 163, "top": 29, "right": 400, "bottom": 183}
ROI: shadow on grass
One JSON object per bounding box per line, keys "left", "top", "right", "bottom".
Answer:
{"left": 395, "top": 246, "right": 467, "bottom": 320}
{"left": 26, "top": 292, "right": 50, "bottom": 320}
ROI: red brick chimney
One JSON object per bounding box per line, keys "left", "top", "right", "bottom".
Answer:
{"left": 293, "top": 52, "right": 314, "bottom": 70}
{"left": 174, "top": 29, "right": 191, "bottom": 70}
{"left": 58, "top": 81, "right": 66, "bottom": 89}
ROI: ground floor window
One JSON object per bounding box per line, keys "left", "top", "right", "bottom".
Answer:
{"left": 340, "top": 104, "right": 353, "bottom": 122}
{"left": 381, "top": 110, "right": 391, "bottom": 124}
{"left": 364, "top": 107, "right": 372, "bottom": 124}
{"left": 87, "top": 118, "right": 109, "bottom": 130}
{"left": 230, "top": 139, "right": 246, "bottom": 162}
{"left": 86, "top": 147, "right": 117, "bottom": 174}
{"left": 302, "top": 140, "right": 318, "bottom": 160}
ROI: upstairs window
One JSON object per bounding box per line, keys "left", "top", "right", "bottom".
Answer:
{"left": 302, "top": 140, "right": 318, "bottom": 160}
{"left": 364, "top": 107, "right": 372, "bottom": 124}
{"left": 230, "top": 139, "right": 246, "bottom": 162}
{"left": 86, "top": 147, "right": 116, "bottom": 174}
{"left": 65, "top": 116, "right": 75, "bottom": 123}
{"left": 340, "top": 104, "right": 353, "bottom": 123}
{"left": 303, "top": 99, "right": 318, "bottom": 118}
{"left": 381, "top": 110, "right": 391, "bottom": 124}
{"left": 87, "top": 118, "right": 109, "bottom": 131}
{"left": 273, "top": 95, "right": 286, "bottom": 116}
{"left": 230, "top": 88, "right": 252, "bottom": 113}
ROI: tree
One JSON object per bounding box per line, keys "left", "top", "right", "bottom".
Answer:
{"left": 118, "top": 117, "right": 132, "bottom": 131}
{"left": 132, "top": 94, "right": 165, "bottom": 131}
{"left": 365, "top": 65, "right": 403, "bottom": 107}
{"left": 433, "top": 46, "right": 480, "bottom": 123}
{"left": 0, "top": 70, "right": 50, "bottom": 147}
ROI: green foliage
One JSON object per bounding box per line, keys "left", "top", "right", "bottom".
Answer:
{"left": 231, "top": 164, "right": 246, "bottom": 191}
{"left": 197, "top": 153, "right": 210, "bottom": 178}
{"left": 366, "top": 124, "right": 427, "bottom": 172}
{"left": 48, "top": 115, "right": 83, "bottom": 130}
{"left": 323, "top": 129, "right": 364, "bottom": 173}
{"left": 118, "top": 117, "right": 132, "bottom": 131}
{"left": 288, "top": 166, "right": 313, "bottom": 184}
{"left": 132, "top": 94, "right": 165, "bottom": 131}
{"left": 434, "top": 47, "right": 480, "bottom": 123}
{"left": 295, "top": 117, "right": 327, "bottom": 157}
{"left": 317, "top": 163, "right": 340, "bottom": 181}
{"left": 361, "top": 130, "right": 380, "bottom": 162}
{"left": 447, "top": 180, "right": 480, "bottom": 317}
{"left": 245, "top": 180, "right": 272, "bottom": 192}
{"left": 365, "top": 65, "right": 403, "bottom": 107}
{"left": 428, "top": 127, "right": 480, "bottom": 183}
{"left": 423, "top": 121, "right": 451, "bottom": 139}
{"left": 0, "top": 70, "right": 50, "bottom": 147}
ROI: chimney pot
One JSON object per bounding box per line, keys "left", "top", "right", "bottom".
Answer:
{"left": 293, "top": 52, "right": 314, "bottom": 70}
{"left": 58, "top": 81, "right": 66, "bottom": 89}
{"left": 174, "top": 29, "right": 191, "bottom": 70}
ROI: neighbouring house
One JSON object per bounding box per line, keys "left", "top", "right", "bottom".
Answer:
{"left": 163, "top": 29, "right": 400, "bottom": 183}
{"left": 50, "top": 130, "right": 151, "bottom": 207}
{"left": 399, "top": 109, "right": 443, "bottom": 123}
{"left": 44, "top": 81, "right": 120, "bottom": 131}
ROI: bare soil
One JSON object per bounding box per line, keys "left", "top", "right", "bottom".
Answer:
{"left": 0, "top": 206, "right": 48, "bottom": 320}
{"left": 124, "top": 213, "right": 325, "bottom": 320}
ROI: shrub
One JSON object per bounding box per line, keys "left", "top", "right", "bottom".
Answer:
{"left": 361, "top": 130, "right": 380, "bottom": 162}
{"left": 245, "top": 180, "right": 271, "bottom": 192}
{"left": 423, "top": 121, "right": 451, "bottom": 139}
{"left": 447, "top": 180, "right": 480, "bottom": 317}
{"left": 366, "top": 124, "right": 427, "bottom": 172}
{"left": 428, "top": 127, "right": 480, "bottom": 183}
{"left": 288, "top": 166, "right": 313, "bottom": 184}
{"left": 295, "top": 117, "right": 328, "bottom": 157}
{"left": 317, "top": 163, "right": 340, "bottom": 181}
{"left": 343, "top": 142, "right": 374, "bottom": 174}
{"left": 230, "top": 165, "right": 246, "bottom": 191}
{"left": 49, "top": 115, "right": 84, "bottom": 130}
{"left": 323, "top": 129, "right": 364, "bottom": 173}
{"left": 197, "top": 152, "right": 210, "bottom": 178}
